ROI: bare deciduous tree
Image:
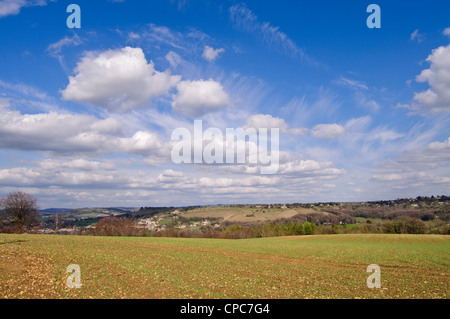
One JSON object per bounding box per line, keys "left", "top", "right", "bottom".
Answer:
{"left": 0, "top": 191, "right": 39, "bottom": 232}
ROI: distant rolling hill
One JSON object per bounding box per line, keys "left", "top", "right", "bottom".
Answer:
{"left": 39, "top": 207, "right": 140, "bottom": 220}
{"left": 39, "top": 208, "right": 73, "bottom": 215}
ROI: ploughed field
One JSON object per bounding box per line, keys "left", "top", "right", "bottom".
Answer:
{"left": 0, "top": 233, "right": 448, "bottom": 299}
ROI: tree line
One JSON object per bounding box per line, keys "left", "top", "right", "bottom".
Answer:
{"left": 81, "top": 216, "right": 449, "bottom": 239}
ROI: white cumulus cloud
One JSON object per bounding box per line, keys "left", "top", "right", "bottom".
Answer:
{"left": 443, "top": 27, "right": 450, "bottom": 37}
{"left": 244, "top": 114, "right": 289, "bottom": 132}
{"left": 0, "top": 0, "right": 49, "bottom": 18}
{"left": 202, "top": 46, "right": 225, "bottom": 62}
{"left": 278, "top": 159, "right": 346, "bottom": 176}
{"left": 411, "top": 44, "right": 450, "bottom": 114}
{"left": 0, "top": 105, "right": 168, "bottom": 158}
{"left": 244, "top": 114, "right": 307, "bottom": 135}
{"left": 0, "top": 97, "right": 10, "bottom": 109}
{"left": 171, "top": 79, "right": 230, "bottom": 117}
{"left": 62, "top": 47, "right": 181, "bottom": 112}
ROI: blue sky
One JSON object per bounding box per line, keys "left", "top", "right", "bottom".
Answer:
{"left": 0, "top": 0, "right": 449, "bottom": 208}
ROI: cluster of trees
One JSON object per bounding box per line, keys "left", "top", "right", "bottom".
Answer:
{"left": 381, "top": 217, "right": 426, "bottom": 234}
{"left": 86, "top": 217, "right": 147, "bottom": 237}
{"left": 304, "top": 212, "right": 356, "bottom": 225}
{"left": 314, "top": 217, "right": 449, "bottom": 235}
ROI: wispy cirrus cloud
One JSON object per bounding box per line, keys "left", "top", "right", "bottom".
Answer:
{"left": 310, "top": 123, "right": 346, "bottom": 140}
{"left": 47, "top": 34, "right": 83, "bottom": 70}
{"left": 334, "top": 76, "right": 380, "bottom": 112}
{"left": 410, "top": 29, "right": 425, "bottom": 43}
{"left": 47, "top": 34, "right": 82, "bottom": 57}
{"left": 229, "top": 3, "right": 316, "bottom": 65}
{"left": 336, "top": 77, "right": 368, "bottom": 90}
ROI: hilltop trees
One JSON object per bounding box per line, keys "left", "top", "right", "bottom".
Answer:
{"left": 0, "top": 191, "right": 39, "bottom": 232}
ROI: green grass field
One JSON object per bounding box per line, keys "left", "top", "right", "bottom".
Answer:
{"left": 0, "top": 233, "right": 448, "bottom": 299}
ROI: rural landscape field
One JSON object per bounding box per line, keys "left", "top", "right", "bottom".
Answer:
{"left": 0, "top": 233, "right": 448, "bottom": 299}
{"left": 1, "top": 0, "right": 450, "bottom": 306}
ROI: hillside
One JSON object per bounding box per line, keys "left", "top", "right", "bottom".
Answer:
{"left": 178, "top": 205, "right": 319, "bottom": 224}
